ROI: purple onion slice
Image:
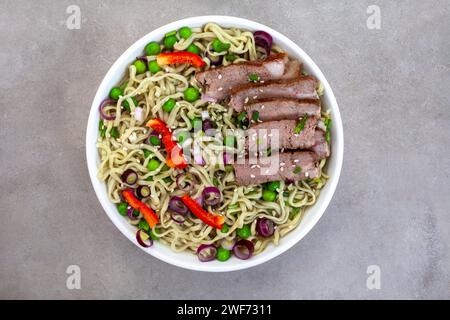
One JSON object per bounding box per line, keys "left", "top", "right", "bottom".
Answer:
{"left": 136, "top": 229, "right": 153, "bottom": 248}
{"left": 254, "top": 31, "right": 273, "bottom": 55}
{"left": 196, "top": 244, "right": 217, "bottom": 262}
{"left": 256, "top": 218, "right": 275, "bottom": 237}
{"left": 170, "top": 211, "right": 186, "bottom": 224}
{"left": 202, "top": 186, "right": 222, "bottom": 206}
{"left": 121, "top": 169, "right": 138, "bottom": 185}
{"left": 206, "top": 52, "right": 223, "bottom": 66}
{"left": 127, "top": 206, "right": 139, "bottom": 221}
{"left": 99, "top": 98, "right": 117, "bottom": 121}
{"left": 136, "top": 185, "right": 151, "bottom": 198}
{"left": 169, "top": 196, "right": 189, "bottom": 215}
{"left": 176, "top": 172, "right": 199, "bottom": 193}
{"left": 232, "top": 239, "right": 254, "bottom": 260}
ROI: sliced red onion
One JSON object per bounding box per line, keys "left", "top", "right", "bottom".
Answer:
{"left": 196, "top": 244, "right": 217, "bottom": 262}
{"left": 232, "top": 239, "right": 254, "bottom": 260}
{"left": 194, "top": 153, "right": 205, "bottom": 166}
{"left": 136, "top": 185, "right": 151, "bottom": 198}
{"left": 176, "top": 173, "right": 198, "bottom": 193}
{"left": 202, "top": 186, "right": 222, "bottom": 206}
{"left": 195, "top": 195, "right": 204, "bottom": 207}
{"left": 203, "top": 120, "right": 216, "bottom": 136}
{"left": 169, "top": 196, "right": 189, "bottom": 215}
{"left": 256, "top": 218, "right": 275, "bottom": 237}
{"left": 221, "top": 239, "right": 235, "bottom": 251}
{"left": 170, "top": 211, "right": 186, "bottom": 224}
{"left": 223, "top": 152, "right": 233, "bottom": 165}
{"left": 127, "top": 206, "right": 139, "bottom": 221}
{"left": 99, "top": 98, "right": 117, "bottom": 121}
{"left": 121, "top": 169, "right": 138, "bottom": 185}
{"left": 136, "top": 229, "right": 153, "bottom": 248}
{"left": 206, "top": 52, "right": 223, "bottom": 66}
{"left": 254, "top": 31, "right": 273, "bottom": 55}
{"left": 136, "top": 56, "right": 148, "bottom": 63}
{"left": 134, "top": 107, "right": 144, "bottom": 122}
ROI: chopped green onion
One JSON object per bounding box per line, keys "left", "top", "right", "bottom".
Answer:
{"left": 248, "top": 73, "right": 260, "bottom": 82}
{"left": 289, "top": 207, "right": 301, "bottom": 220}
{"left": 110, "top": 127, "right": 120, "bottom": 139}
{"left": 225, "top": 53, "right": 237, "bottom": 61}
{"left": 165, "top": 30, "right": 177, "bottom": 38}
{"left": 293, "top": 166, "right": 302, "bottom": 174}
{"left": 251, "top": 111, "right": 260, "bottom": 122}
{"left": 293, "top": 116, "right": 308, "bottom": 134}
{"left": 237, "top": 111, "right": 247, "bottom": 123}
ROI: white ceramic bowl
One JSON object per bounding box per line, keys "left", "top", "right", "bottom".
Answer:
{"left": 86, "top": 16, "right": 343, "bottom": 272}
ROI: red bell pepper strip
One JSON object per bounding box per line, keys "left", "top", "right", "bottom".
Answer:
{"left": 122, "top": 189, "right": 159, "bottom": 229}
{"left": 156, "top": 52, "right": 206, "bottom": 68}
{"left": 181, "top": 195, "right": 224, "bottom": 229}
{"left": 146, "top": 118, "right": 187, "bottom": 169}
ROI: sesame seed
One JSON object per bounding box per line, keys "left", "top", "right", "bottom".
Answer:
{"left": 259, "top": 89, "right": 264, "bottom": 92}
{"left": 294, "top": 159, "right": 299, "bottom": 163}
{"left": 280, "top": 162, "right": 285, "bottom": 166}
{"left": 268, "top": 133, "right": 273, "bottom": 137}
{"left": 218, "top": 87, "right": 223, "bottom": 91}
{"left": 251, "top": 165, "right": 257, "bottom": 169}
{"left": 218, "top": 74, "right": 223, "bottom": 79}
{"left": 244, "top": 97, "right": 249, "bottom": 104}
{"left": 281, "top": 148, "right": 285, "bottom": 152}
{"left": 265, "top": 169, "right": 270, "bottom": 174}
{"left": 305, "top": 172, "right": 309, "bottom": 177}
{"left": 250, "top": 174, "right": 255, "bottom": 178}
{"left": 261, "top": 105, "right": 265, "bottom": 109}
{"left": 260, "top": 80, "right": 265, "bottom": 83}
{"left": 253, "top": 95, "right": 258, "bottom": 99}
{"left": 280, "top": 167, "right": 284, "bottom": 172}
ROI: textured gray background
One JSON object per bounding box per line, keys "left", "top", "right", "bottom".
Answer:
{"left": 1, "top": 0, "right": 449, "bottom": 299}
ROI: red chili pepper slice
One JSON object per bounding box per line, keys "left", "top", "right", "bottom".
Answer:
{"left": 122, "top": 189, "right": 159, "bottom": 229}
{"left": 157, "top": 52, "right": 206, "bottom": 68}
{"left": 181, "top": 195, "right": 224, "bottom": 229}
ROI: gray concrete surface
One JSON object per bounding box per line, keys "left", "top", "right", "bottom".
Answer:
{"left": 1, "top": 0, "right": 449, "bottom": 299}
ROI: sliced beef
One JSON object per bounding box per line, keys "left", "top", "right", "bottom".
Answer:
{"left": 195, "top": 53, "right": 293, "bottom": 102}
{"left": 229, "top": 76, "right": 318, "bottom": 112}
{"left": 245, "top": 98, "right": 321, "bottom": 122}
{"left": 247, "top": 118, "right": 318, "bottom": 150}
{"left": 281, "top": 59, "right": 302, "bottom": 79}
{"left": 310, "top": 129, "right": 330, "bottom": 160}
{"left": 233, "top": 151, "right": 320, "bottom": 186}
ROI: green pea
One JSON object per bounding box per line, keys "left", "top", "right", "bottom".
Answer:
{"left": 162, "top": 98, "right": 176, "bottom": 113}
{"left": 184, "top": 87, "right": 200, "bottom": 102}
{"left": 212, "top": 38, "right": 230, "bottom": 52}
{"left": 122, "top": 97, "right": 138, "bottom": 112}
{"left": 262, "top": 189, "right": 277, "bottom": 202}
{"left": 216, "top": 247, "right": 231, "bottom": 262}
{"left": 138, "top": 219, "right": 150, "bottom": 232}
{"left": 110, "top": 127, "right": 120, "bottom": 139}
{"left": 225, "top": 164, "right": 234, "bottom": 173}
{"left": 147, "top": 158, "right": 160, "bottom": 171}
{"left": 149, "top": 135, "right": 161, "bottom": 146}
{"left": 109, "top": 87, "right": 123, "bottom": 100}
{"left": 145, "top": 41, "right": 161, "bottom": 56}
{"left": 225, "top": 53, "right": 237, "bottom": 62}
{"left": 117, "top": 202, "right": 128, "bottom": 216}
{"left": 163, "top": 177, "right": 173, "bottom": 183}
{"left": 177, "top": 130, "right": 189, "bottom": 143}
{"left": 133, "top": 60, "right": 147, "bottom": 74}
{"left": 186, "top": 44, "right": 200, "bottom": 55}
{"left": 220, "top": 224, "right": 229, "bottom": 233}
{"left": 178, "top": 26, "right": 192, "bottom": 39}
{"left": 165, "top": 30, "right": 177, "bottom": 38}
{"left": 164, "top": 35, "right": 178, "bottom": 49}
{"left": 213, "top": 178, "right": 219, "bottom": 187}
{"left": 132, "top": 209, "right": 140, "bottom": 217}
{"left": 264, "top": 181, "right": 280, "bottom": 192}
{"left": 190, "top": 117, "right": 202, "bottom": 130}
{"left": 148, "top": 60, "right": 161, "bottom": 74}
{"left": 224, "top": 135, "right": 235, "bottom": 148}
{"left": 145, "top": 176, "right": 153, "bottom": 182}
{"left": 143, "top": 149, "right": 153, "bottom": 158}
{"left": 237, "top": 225, "right": 251, "bottom": 239}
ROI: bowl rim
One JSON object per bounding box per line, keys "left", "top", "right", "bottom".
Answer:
{"left": 86, "top": 15, "right": 344, "bottom": 272}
